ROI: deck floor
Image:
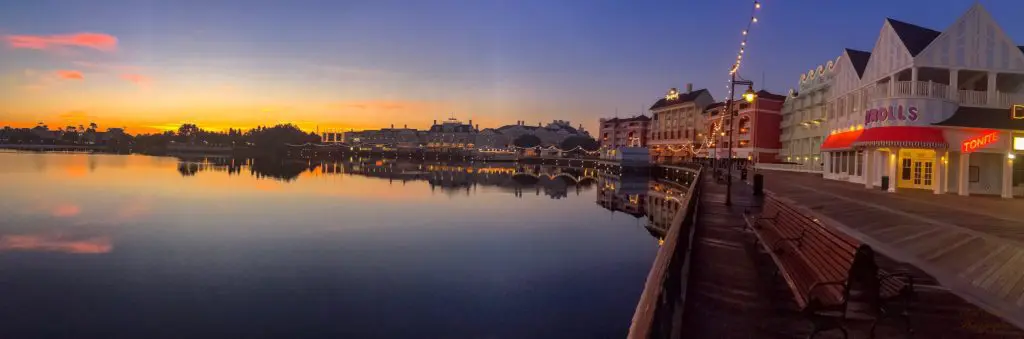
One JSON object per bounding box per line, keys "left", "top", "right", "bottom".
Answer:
{"left": 679, "top": 171, "right": 1023, "bottom": 338}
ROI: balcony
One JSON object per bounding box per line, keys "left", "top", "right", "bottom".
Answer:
{"left": 869, "top": 80, "right": 1024, "bottom": 108}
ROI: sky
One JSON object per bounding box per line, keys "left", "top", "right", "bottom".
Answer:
{"left": 1, "top": 0, "right": 1023, "bottom": 135}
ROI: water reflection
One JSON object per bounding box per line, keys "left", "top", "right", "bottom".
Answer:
{"left": 175, "top": 156, "right": 600, "bottom": 199}
{"left": 595, "top": 168, "right": 697, "bottom": 243}
{"left": 0, "top": 153, "right": 680, "bottom": 337}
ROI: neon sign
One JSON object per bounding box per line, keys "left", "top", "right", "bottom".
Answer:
{"left": 865, "top": 105, "right": 919, "bottom": 124}
{"left": 962, "top": 131, "right": 1000, "bottom": 153}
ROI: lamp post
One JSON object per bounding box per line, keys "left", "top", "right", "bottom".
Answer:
{"left": 725, "top": 74, "right": 757, "bottom": 206}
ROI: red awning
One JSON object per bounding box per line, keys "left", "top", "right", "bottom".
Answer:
{"left": 821, "top": 130, "right": 863, "bottom": 150}
{"left": 851, "top": 126, "right": 947, "bottom": 149}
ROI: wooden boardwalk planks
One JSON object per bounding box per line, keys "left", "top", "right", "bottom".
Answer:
{"left": 757, "top": 170, "right": 1024, "bottom": 330}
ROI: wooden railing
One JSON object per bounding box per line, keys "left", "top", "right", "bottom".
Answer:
{"left": 628, "top": 164, "right": 702, "bottom": 339}
{"left": 995, "top": 91, "right": 1024, "bottom": 108}
{"left": 929, "top": 82, "right": 949, "bottom": 99}
{"left": 959, "top": 90, "right": 988, "bottom": 106}
{"left": 894, "top": 81, "right": 912, "bottom": 97}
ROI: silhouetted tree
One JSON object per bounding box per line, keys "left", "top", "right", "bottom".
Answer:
{"left": 512, "top": 134, "right": 542, "bottom": 148}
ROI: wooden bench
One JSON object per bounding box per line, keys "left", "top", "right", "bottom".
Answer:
{"left": 743, "top": 194, "right": 916, "bottom": 339}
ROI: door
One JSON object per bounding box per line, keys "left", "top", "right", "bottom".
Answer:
{"left": 898, "top": 150, "right": 936, "bottom": 190}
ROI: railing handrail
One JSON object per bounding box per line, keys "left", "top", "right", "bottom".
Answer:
{"left": 628, "top": 165, "right": 702, "bottom": 339}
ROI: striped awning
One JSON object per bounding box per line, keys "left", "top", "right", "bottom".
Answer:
{"left": 851, "top": 126, "right": 947, "bottom": 149}
{"left": 821, "top": 130, "right": 863, "bottom": 150}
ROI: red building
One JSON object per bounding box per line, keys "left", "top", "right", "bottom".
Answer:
{"left": 704, "top": 90, "right": 787, "bottom": 162}
{"left": 598, "top": 115, "right": 651, "bottom": 148}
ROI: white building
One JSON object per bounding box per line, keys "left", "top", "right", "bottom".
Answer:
{"left": 780, "top": 60, "right": 835, "bottom": 169}
{"left": 820, "top": 4, "right": 1024, "bottom": 197}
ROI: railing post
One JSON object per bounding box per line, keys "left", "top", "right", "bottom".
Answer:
{"left": 911, "top": 67, "right": 919, "bottom": 96}
{"left": 950, "top": 69, "right": 959, "bottom": 102}
{"left": 987, "top": 71, "right": 997, "bottom": 107}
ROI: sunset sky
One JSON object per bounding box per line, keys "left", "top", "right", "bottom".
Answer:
{"left": 2, "top": 0, "right": 1023, "bottom": 134}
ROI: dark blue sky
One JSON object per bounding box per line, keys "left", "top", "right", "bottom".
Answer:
{"left": 2, "top": 0, "right": 1023, "bottom": 132}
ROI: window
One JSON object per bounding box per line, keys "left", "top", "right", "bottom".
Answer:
{"left": 924, "top": 162, "right": 933, "bottom": 186}
{"left": 901, "top": 158, "right": 912, "bottom": 180}
{"left": 969, "top": 166, "right": 980, "bottom": 183}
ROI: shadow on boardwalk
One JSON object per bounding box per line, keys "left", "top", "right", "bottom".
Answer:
{"left": 679, "top": 171, "right": 1023, "bottom": 338}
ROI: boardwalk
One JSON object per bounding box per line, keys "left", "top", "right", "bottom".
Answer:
{"left": 754, "top": 169, "right": 1024, "bottom": 332}
{"left": 680, "top": 171, "right": 1023, "bottom": 338}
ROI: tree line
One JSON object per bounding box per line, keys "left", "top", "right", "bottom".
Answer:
{"left": 1, "top": 122, "right": 320, "bottom": 153}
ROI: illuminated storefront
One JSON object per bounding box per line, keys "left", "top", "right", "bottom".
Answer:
{"left": 819, "top": 4, "right": 1024, "bottom": 198}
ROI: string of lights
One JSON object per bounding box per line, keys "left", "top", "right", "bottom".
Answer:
{"left": 728, "top": 0, "right": 762, "bottom": 97}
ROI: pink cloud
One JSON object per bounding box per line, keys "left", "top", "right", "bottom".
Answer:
{"left": 120, "top": 73, "right": 151, "bottom": 86}
{"left": 0, "top": 234, "right": 111, "bottom": 254}
{"left": 55, "top": 70, "right": 84, "bottom": 80}
{"left": 51, "top": 204, "right": 81, "bottom": 217}
{"left": 5, "top": 32, "right": 118, "bottom": 51}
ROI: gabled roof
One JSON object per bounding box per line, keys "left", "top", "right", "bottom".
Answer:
{"left": 649, "top": 89, "right": 710, "bottom": 110}
{"left": 704, "top": 102, "right": 726, "bottom": 111}
{"left": 604, "top": 115, "right": 650, "bottom": 124}
{"left": 844, "top": 48, "right": 872, "bottom": 78}
{"left": 886, "top": 18, "right": 942, "bottom": 56}
{"left": 755, "top": 90, "right": 787, "bottom": 101}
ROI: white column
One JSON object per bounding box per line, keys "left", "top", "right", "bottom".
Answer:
{"left": 1004, "top": 132, "right": 1014, "bottom": 199}
{"left": 911, "top": 67, "right": 919, "bottom": 96}
{"left": 854, "top": 150, "right": 861, "bottom": 182}
{"left": 934, "top": 150, "right": 946, "bottom": 194}
{"left": 1002, "top": 155, "right": 1013, "bottom": 199}
{"left": 888, "top": 148, "right": 900, "bottom": 193}
{"left": 942, "top": 151, "right": 950, "bottom": 194}
{"left": 864, "top": 149, "right": 875, "bottom": 189}
{"left": 889, "top": 75, "right": 896, "bottom": 96}
{"left": 988, "top": 72, "right": 998, "bottom": 106}
{"left": 950, "top": 69, "right": 959, "bottom": 101}
{"left": 959, "top": 151, "right": 971, "bottom": 196}
{"left": 823, "top": 152, "right": 830, "bottom": 177}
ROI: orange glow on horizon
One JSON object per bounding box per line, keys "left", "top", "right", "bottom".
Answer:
{"left": 0, "top": 234, "right": 112, "bottom": 254}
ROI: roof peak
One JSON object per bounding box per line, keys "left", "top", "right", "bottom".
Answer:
{"left": 885, "top": 17, "right": 941, "bottom": 56}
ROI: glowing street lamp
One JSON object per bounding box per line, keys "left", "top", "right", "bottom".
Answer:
{"left": 743, "top": 85, "right": 757, "bottom": 103}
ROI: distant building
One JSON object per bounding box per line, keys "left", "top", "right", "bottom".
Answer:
{"left": 426, "top": 118, "right": 477, "bottom": 149}
{"left": 598, "top": 115, "right": 651, "bottom": 149}
{"left": 343, "top": 124, "right": 420, "bottom": 147}
{"left": 648, "top": 85, "right": 715, "bottom": 163}
{"left": 321, "top": 128, "right": 344, "bottom": 144}
{"left": 780, "top": 59, "right": 832, "bottom": 167}
{"left": 475, "top": 128, "right": 509, "bottom": 149}
{"left": 497, "top": 120, "right": 589, "bottom": 147}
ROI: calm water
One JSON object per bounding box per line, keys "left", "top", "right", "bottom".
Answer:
{"left": 0, "top": 152, "right": 686, "bottom": 338}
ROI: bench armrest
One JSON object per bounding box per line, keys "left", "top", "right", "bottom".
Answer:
{"left": 808, "top": 280, "right": 846, "bottom": 295}
{"left": 879, "top": 272, "right": 916, "bottom": 297}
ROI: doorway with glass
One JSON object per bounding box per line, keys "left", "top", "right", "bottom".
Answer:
{"left": 897, "top": 149, "right": 936, "bottom": 190}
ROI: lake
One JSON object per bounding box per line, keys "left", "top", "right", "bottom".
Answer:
{"left": 0, "top": 152, "right": 685, "bottom": 338}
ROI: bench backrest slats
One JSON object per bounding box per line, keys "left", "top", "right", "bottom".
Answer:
{"left": 756, "top": 194, "right": 897, "bottom": 309}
